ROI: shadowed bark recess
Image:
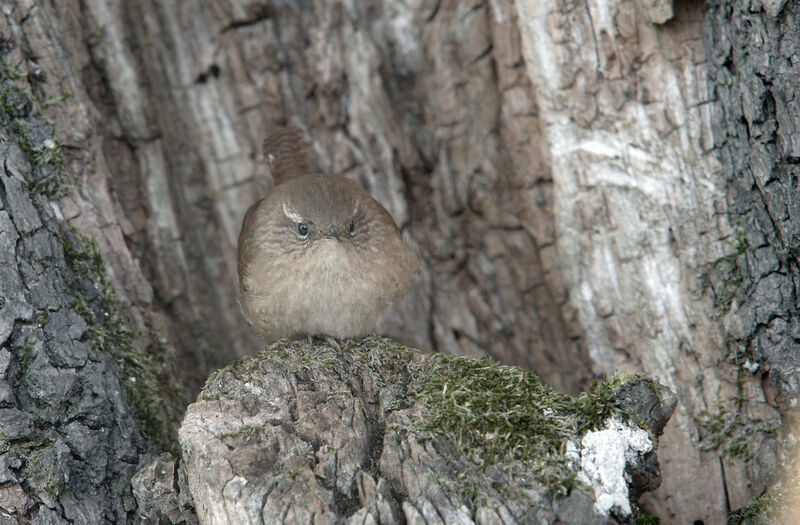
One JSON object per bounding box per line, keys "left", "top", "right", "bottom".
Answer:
{"left": 1, "top": 1, "right": 797, "bottom": 524}
{"left": 0, "top": 0, "right": 588, "bottom": 396}
{"left": 74, "top": 0, "right": 588, "bottom": 395}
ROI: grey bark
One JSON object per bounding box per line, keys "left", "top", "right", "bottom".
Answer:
{"left": 131, "top": 453, "right": 196, "bottom": 525}
{"left": 0, "top": 84, "right": 149, "bottom": 521}
{"left": 167, "top": 338, "right": 676, "bottom": 525}
{"left": 0, "top": 0, "right": 796, "bottom": 524}
{"left": 705, "top": 1, "right": 800, "bottom": 405}
{"left": 74, "top": 0, "right": 589, "bottom": 395}
{"left": 704, "top": 0, "right": 800, "bottom": 516}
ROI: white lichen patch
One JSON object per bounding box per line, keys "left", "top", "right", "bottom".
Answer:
{"left": 575, "top": 418, "right": 652, "bottom": 517}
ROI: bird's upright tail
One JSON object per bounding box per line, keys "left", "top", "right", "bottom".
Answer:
{"left": 263, "top": 126, "right": 311, "bottom": 185}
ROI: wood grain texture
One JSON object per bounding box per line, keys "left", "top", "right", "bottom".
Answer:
{"left": 3, "top": 0, "right": 795, "bottom": 522}
{"left": 45, "top": 0, "right": 588, "bottom": 396}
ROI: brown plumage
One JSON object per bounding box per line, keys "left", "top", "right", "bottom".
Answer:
{"left": 262, "top": 127, "right": 311, "bottom": 185}
{"left": 237, "top": 128, "right": 419, "bottom": 341}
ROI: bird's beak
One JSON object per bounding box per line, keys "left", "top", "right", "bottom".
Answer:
{"left": 326, "top": 226, "right": 342, "bottom": 243}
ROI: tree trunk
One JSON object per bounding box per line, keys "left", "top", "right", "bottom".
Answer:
{"left": 0, "top": 0, "right": 795, "bottom": 524}
{"left": 511, "top": 1, "right": 783, "bottom": 522}
{"left": 0, "top": 68, "right": 153, "bottom": 522}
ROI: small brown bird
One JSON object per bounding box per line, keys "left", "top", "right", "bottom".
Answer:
{"left": 237, "top": 127, "right": 419, "bottom": 342}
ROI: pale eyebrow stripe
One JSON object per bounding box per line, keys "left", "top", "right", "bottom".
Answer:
{"left": 282, "top": 203, "right": 304, "bottom": 223}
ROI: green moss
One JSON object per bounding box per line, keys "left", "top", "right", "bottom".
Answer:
{"left": 1, "top": 86, "right": 31, "bottom": 117}
{"left": 0, "top": 436, "right": 53, "bottom": 456}
{"left": 412, "top": 353, "right": 635, "bottom": 496}
{"left": 704, "top": 228, "right": 751, "bottom": 314}
{"left": 17, "top": 344, "right": 32, "bottom": 374}
{"left": 200, "top": 337, "right": 416, "bottom": 402}
{"left": 198, "top": 344, "right": 265, "bottom": 402}
{"left": 696, "top": 396, "right": 777, "bottom": 459}
{"left": 220, "top": 424, "right": 263, "bottom": 443}
{"left": 199, "top": 339, "right": 654, "bottom": 508}
{"left": 0, "top": 437, "right": 63, "bottom": 498}
{"left": 352, "top": 337, "right": 415, "bottom": 383}
{"left": 694, "top": 229, "right": 778, "bottom": 459}
{"left": 42, "top": 91, "right": 71, "bottom": 107}
{"left": 23, "top": 448, "right": 65, "bottom": 498}
{"left": 637, "top": 513, "right": 661, "bottom": 525}
{"left": 61, "top": 227, "right": 188, "bottom": 456}
{"left": 0, "top": 63, "right": 74, "bottom": 198}
{"left": 201, "top": 369, "right": 221, "bottom": 394}
{"left": 727, "top": 490, "right": 779, "bottom": 525}
{"left": 696, "top": 340, "right": 778, "bottom": 460}
{"left": 1, "top": 64, "right": 27, "bottom": 81}
{"left": 14, "top": 119, "right": 65, "bottom": 166}
{"left": 13, "top": 118, "right": 71, "bottom": 198}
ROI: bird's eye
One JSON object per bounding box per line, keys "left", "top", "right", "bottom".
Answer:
{"left": 297, "top": 223, "right": 309, "bottom": 236}
{"left": 348, "top": 220, "right": 355, "bottom": 234}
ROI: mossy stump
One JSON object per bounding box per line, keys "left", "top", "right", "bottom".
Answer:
{"left": 169, "top": 338, "right": 677, "bottom": 525}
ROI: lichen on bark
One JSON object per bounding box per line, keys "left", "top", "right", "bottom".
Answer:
{"left": 179, "top": 338, "right": 675, "bottom": 524}
{"left": 0, "top": 69, "right": 73, "bottom": 198}
{"left": 61, "top": 226, "right": 189, "bottom": 456}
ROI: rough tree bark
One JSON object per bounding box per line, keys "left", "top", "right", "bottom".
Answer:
{"left": 0, "top": 0, "right": 796, "bottom": 524}
{"left": 703, "top": 0, "right": 800, "bottom": 518}
{"left": 171, "top": 338, "right": 676, "bottom": 525}
{"left": 73, "top": 0, "right": 593, "bottom": 394}
{"left": 0, "top": 68, "right": 153, "bottom": 522}
{"left": 512, "top": 1, "right": 785, "bottom": 522}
